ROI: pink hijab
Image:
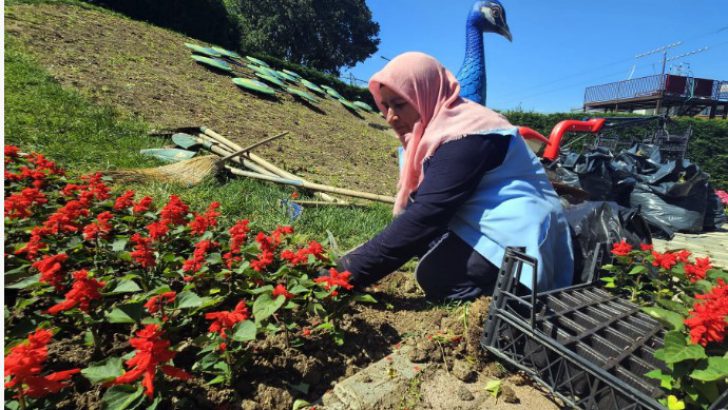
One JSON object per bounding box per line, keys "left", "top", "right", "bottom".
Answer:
{"left": 369, "top": 52, "right": 512, "bottom": 215}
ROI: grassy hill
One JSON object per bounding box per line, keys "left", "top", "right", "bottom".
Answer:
{"left": 5, "top": 0, "right": 400, "bottom": 196}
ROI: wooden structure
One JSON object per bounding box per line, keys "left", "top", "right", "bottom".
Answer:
{"left": 653, "top": 224, "right": 728, "bottom": 269}
{"left": 584, "top": 74, "right": 728, "bottom": 118}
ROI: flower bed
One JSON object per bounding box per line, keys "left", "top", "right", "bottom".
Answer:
{"left": 603, "top": 240, "right": 728, "bottom": 409}
{"left": 4, "top": 145, "right": 375, "bottom": 409}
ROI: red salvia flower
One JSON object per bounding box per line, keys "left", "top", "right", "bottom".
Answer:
{"left": 651, "top": 251, "right": 677, "bottom": 270}
{"left": 250, "top": 249, "right": 274, "bottom": 272}
{"left": 160, "top": 195, "right": 190, "bottom": 226}
{"left": 223, "top": 219, "right": 251, "bottom": 268}
{"left": 133, "top": 196, "right": 154, "bottom": 213}
{"left": 15, "top": 227, "right": 49, "bottom": 261}
{"left": 144, "top": 292, "right": 176, "bottom": 320}
{"left": 182, "top": 240, "right": 217, "bottom": 273}
{"left": 113, "top": 190, "right": 136, "bottom": 210}
{"left": 314, "top": 268, "right": 354, "bottom": 291}
{"left": 675, "top": 249, "right": 692, "bottom": 263}
{"left": 639, "top": 243, "right": 653, "bottom": 252}
{"left": 146, "top": 220, "right": 169, "bottom": 241}
{"left": 83, "top": 211, "right": 113, "bottom": 241}
{"left": 280, "top": 240, "right": 327, "bottom": 266}
{"left": 272, "top": 284, "right": 294, "bottom": 300}
{"left": 112, "top": 324, "right": 191, "bottom": 398}
{"left": 5, "top": 188, "right": 48, "bottom": 219}
{"left": 4, "top": 328, "right": 80, "bottom": 399}
{"left": 610, "top": 240, "right": 632, "bottom": 256}
{"left": 33, "top": 253, "right": 69, "bottom": 291}
{"left": 684, "top": 279, "right": 728, "bottom": 347}
{"left": 42, "top": 200, "right": 90, "bottom": 235}
{"left": 5, "top": 145, "right": 20, "bottom": 161}
{"left": 684, "top": 257, "right": 712, "bottom": 283}
{"left": 205, "top": 301, "right": 250, "bottom": 339}
{"left": 130, "top": 234, "right": 156, "bottom": 268}
{"left": 188, "top": 202, "right": 221, "bottom": 235}
{"left": 47, "top": 270, "right": 105, "bottom": 315}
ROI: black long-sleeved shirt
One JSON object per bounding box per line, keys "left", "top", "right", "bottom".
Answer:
{"left": 338, "top": 133, "right": 511, "bottom": 287}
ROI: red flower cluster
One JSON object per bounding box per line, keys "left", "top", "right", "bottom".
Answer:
{"left": 5, "top": 152, "right": 64, "bottom": 188}
{"left": 42, "top": 200, "right": 90, "bottom": 235}
{"left": 188, "top": 201, "right": 221, "bottom": 235}
{"left": 250, "top": 226, "right": 294, "bottom": 272}
{"left": 4, "top": 328, "right": 80, "bottom": 399}
{"left": 47, "top": 270, "right": 105, "bottom": 314}
{"left": 113, "top": 190, "right": 136, "bottom": 210}
{"left": 130, "top": 233, "right": 156, "bottom": 268}
{"left": 223, "top": 219, "right": 250, "bottom": 268}
{"left": 651, "top": 251, "right": 678, "bottom": 270}
{"left": 182, "top": 240, "right": 217, "bottom": 273}
{"left": 15, "top": 226, "right": 47, "bottom": 261}
{"left": 640, "top": 244, "right": 653, "bottom": 251}
{"left": 62, "top": 173, "right": 111, "bottom": 206}
{"left": 33, "top": 253, "right": 69, "bottom": 291}
{"left": 5, "top": 187, "right": 47, "bottom": 219}
{"left": 205, "top": 301, "right": 250, "bottom": 340}
{"left": 112, "top": 324, "right": 191, "bottom": 398}
{"left": 133, "top": 196, "right": 153, "bottom": 213}
{"left": 160, "top": 195, "right": 190, "bottom": 226}
{"left": 314, "top": 268, "right": 354, "bottom": 295}
{"left": 280, "top": 241, "right": 327, "bottom": 266}
{"left": 610, "top": 239, "right": 632, "bottom": 256}
{"left": 144, "top": 292, "right": 177, "bottom": 321}
{"left": 272, "top": 284, "right": 295, "bottom": 300}
{"left": 684, "top": 279, "right": 728, "bottom": 347}
{"left": 684, "top": 257, "right": 712, "bottom": 283}
{"left": 83, "top": 211, "right": 113, "bottom": 241}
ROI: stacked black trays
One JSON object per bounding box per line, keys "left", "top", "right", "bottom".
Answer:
{"left": 481, "top": 247, "right": 728, "bottom": 410}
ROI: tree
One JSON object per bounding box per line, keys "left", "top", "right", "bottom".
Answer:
{"left": 234, "top": 0, "right": 380, "bottom": 74}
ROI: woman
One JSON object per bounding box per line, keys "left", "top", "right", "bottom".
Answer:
{"left": 337, "top": 52, "right": 573, "bottom": 302}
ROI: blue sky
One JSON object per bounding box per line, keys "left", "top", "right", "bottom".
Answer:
{"left": 344, "top": 0, "right": 728, "bottom": 113}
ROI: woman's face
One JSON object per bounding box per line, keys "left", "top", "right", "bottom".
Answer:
{"left": 379, "top": 85, "right": 420, "bottom": 136}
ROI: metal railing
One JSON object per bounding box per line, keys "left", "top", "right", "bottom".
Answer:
{"left": 584, "top": 75, "right": 728, "bottom": 104}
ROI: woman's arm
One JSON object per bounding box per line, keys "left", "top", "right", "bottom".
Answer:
{"left": 338, "top": 134, "right": 511, "bottom": 287}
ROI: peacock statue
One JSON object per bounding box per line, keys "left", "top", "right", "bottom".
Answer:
{"left": 456, "top": 0, "right": 512, "bottom": 105}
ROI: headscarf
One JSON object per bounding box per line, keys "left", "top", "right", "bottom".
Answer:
{"left": 369, "top": 52, "right": 512, "bottom": 215}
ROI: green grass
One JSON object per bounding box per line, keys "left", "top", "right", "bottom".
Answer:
{"left": 4, "top": 37, "right": 391, "bottom": 249}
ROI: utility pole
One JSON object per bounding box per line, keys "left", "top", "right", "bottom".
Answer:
{"left": 635, "top": 41, "right": 682, "bottom": 114}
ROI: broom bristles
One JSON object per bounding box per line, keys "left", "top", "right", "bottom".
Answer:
{"left": 105, "top": 155, "right": 218, "bottom": 187}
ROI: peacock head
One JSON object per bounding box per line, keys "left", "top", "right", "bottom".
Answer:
{"left": 469, "top": 0, "right": 512, "bottom": 41}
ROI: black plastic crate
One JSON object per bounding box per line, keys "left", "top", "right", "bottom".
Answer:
{"left": 481, "top": 247, "right": 728, "bottom": 410}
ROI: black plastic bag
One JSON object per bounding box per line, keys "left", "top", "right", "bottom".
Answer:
{"left": 553, "top": 148, "right": 615, "bottom": 201}
{"left": 564, "top": 201, "right": 652, "bottom": 285}
{"left": 704, "top": 184, "right": 728, "bottom": 231}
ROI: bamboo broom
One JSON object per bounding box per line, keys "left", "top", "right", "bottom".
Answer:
{"left": 200, "top": 127, "right": 347, "bottom": 204}
{"left": 226, "top": 166, "right": 395, "bottom": 203}
{"left": 106, "top": 131, "right": 289, "bottom": 186}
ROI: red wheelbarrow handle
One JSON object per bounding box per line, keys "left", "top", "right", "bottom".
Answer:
{"left": 541, "top": 119, "right": 607, "bottom": 161}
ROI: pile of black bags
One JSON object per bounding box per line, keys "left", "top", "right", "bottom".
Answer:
{"left": 551, "top": 143, "right": 726, "bottom": 239}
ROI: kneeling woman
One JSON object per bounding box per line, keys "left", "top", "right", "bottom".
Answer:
{"left": 337, "top": 52, "right": 574, "bottom": 302}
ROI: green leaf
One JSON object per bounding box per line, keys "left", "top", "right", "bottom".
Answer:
{"left": 111, "top": 238, "right": 129, "bottom": 252}
{"left": 645, "top": 369, "right": 673, "bottom": 389}
{"left": 654, "top": 331, "right": 707, "bottom": 364}
{"left": 641, "top": 307, "right": 685, "bottom": 331}
{"left": 7, "top": 274, "right": 39, "bottom": 289}
{"left": 666, "top": 395, "right": 685, "bottom": 410}
{"left": 82, "top": 357, "right": 124, "bottom": 384}
{"left": 146, "top": 397, "right": 162, "bottom": 410}
{"left": 288, "top": 284, "right": 308, "bottom": 294}
{"left": 655, "top": 298, "right": 690, "bottom": 316}
{"left": 292, "top": 399, "right": 312, "bottom": 410}
{"left": 353, "top": 294, "right": 378, "bottom": 304}
{"left": 690, "top": 357, "right": 728, "bottom": 382}
{"left": 484, "top": 379, "right": 502, "bottom": 398}
{"left": 628, "top": 265, "right": 647, "bottom": 275}
{"left": 106, "top": 304, "right": 144, "bottom": 324}
{"left": 252, "top": 293, "right": 285, "bottom": 323}
{"left": 177, "top": 291, "right": 203, "bottom": 309}
{"left": 707, "top": 269, "right": 728, "bottom": 282}
{"left": 109, "top": 280, "right": 142, "bottom": 294}
{"left": 207, "top": 375, "right": 226, "bottom": 385}
{"left": 101, "top": 385, "right": 145, "bottom": 410}
{"left": 247, "top": 285, "right": 274, "bottom": 295}
{"left": 231, "top": 320, "right": 257, "bottom": 342}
